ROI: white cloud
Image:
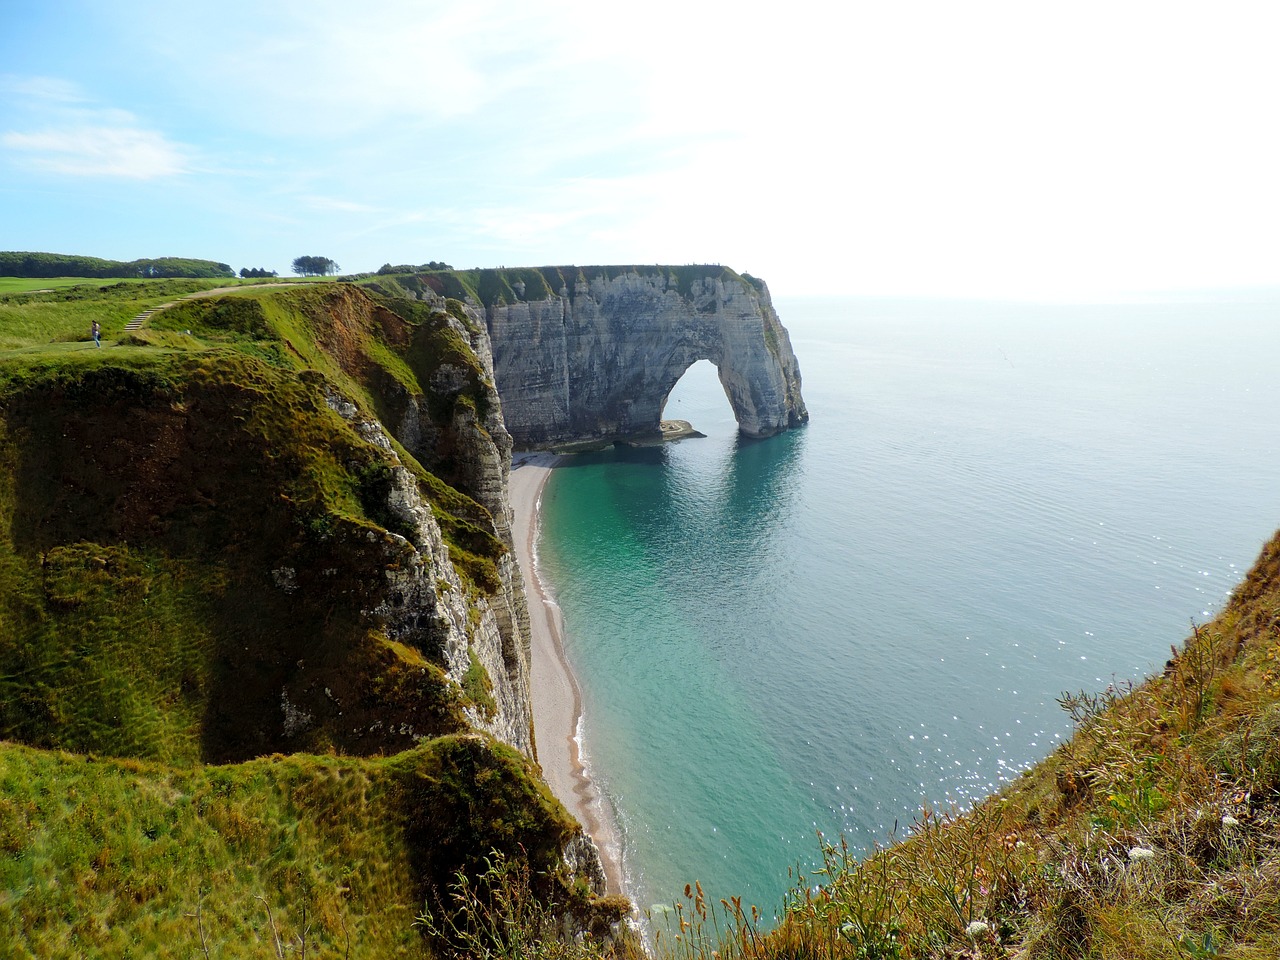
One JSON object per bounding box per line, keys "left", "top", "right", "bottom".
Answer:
{"left": 303, "top": 195, "right": 381, "bottom": 214}
{"left": 3, "top": 124, "right": 190, "bottom": 179}
{"left": 151, "top": 0, "right": 588, "bottom": 133}
{"left": 0, "top": 72, "right": 193, "bottom": 180}
{"left": 0, "top": 74, "right": 87, "bottom": 103}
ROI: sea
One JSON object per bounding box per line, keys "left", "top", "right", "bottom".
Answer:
{"left": 533, "top": 293, "right": 1280, "bottom": 920}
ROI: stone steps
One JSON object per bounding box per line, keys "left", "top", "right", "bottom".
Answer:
{"left": 123, "top": 308, "right": 163, "bottom": 331}
{"left": 122, "top": 297, "right": 191, "bottom": 333}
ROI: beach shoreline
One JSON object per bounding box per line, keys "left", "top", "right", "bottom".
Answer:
{"left": 508, "top": 453, "right": 626, "bottom": 896}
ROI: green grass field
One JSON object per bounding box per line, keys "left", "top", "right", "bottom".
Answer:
{"left": 0, "top": 277, "right": 329, "bottom": 351}
{"left": 0, "top": 735, "right": 581, "bottom": 959}
{"left": 0, "top": 277, "right": 135, "bottom": 294}
{"left": 0, "top": 278, "right": 218, "bottom": 348}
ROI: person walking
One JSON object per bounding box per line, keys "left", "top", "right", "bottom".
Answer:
{"left": 92, "top": 320, "right": 101, "bottom": 348}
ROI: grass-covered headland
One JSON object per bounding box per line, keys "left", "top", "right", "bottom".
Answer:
{"left": 2, "top": 270, "right": 1278, "bottom": 959}
{"left": 0, "top": 277, "right": 628, "bottom": 958}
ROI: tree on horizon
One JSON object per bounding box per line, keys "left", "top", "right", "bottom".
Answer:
{"left": 291, "top": 255, "right": 339, "bottom": 277}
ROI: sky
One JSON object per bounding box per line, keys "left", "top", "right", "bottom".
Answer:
{"left": 2, "top": 0, "right": 1279, "bottom": 298}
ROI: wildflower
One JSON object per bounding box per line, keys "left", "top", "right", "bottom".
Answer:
{"left": 966, "top": 920, "right": 991, "bottom": 938}
{"left": 1221, "top": 815, "right": 1240, "bottom": 829}
{"left": 1128, "top": 846, "right": 1156, "bottom": 862}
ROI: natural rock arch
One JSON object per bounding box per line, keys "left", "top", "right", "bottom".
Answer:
{"left": 484, "top": 267, "right": 808, "bottom": 449}
{"left": 658, "top": 358, "right": 732, "bottom": 424}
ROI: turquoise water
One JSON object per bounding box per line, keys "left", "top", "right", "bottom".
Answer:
{"left": 535, "top": 294, "right": 1280, "bottom": 917}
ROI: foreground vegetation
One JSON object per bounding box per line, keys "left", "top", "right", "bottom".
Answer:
{"left": 0, "top": 736, "right": 588, "bottom": 958}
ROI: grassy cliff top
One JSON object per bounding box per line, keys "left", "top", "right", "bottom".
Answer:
{"left": 0, "top": 735, "right": 578, "bottom": 958}
{"left": 0, "top": 280, "right": 624, "bottom": 958}
{"left": 0, "top": 276, "right": 329, "bottom": 349}
{"left": 362, "top": 264, "right": 764, "bottom": 308}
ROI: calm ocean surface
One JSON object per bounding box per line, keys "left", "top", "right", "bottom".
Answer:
{"left": 535, "top": 294, "right": 1280, "bottom": 918}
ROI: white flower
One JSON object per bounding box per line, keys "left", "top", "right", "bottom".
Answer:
{"left": 1128, "top": 846, "right": 1156, "bottom": 862}
{"left": 966, "top": 920, "right": 991, "bottom": 938}
{"left": 1221, "top": 815, "right": 1240, "bottom": 829}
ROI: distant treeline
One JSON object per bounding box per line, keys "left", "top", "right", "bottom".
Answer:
{"left": 0, "top": 251, "right": 235, "bottom": 279}
{"left": 376, "top": 261, "right": 453, "bottom": 274}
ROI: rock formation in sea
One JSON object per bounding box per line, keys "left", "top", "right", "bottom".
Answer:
{"left": 475, "top": 266, "right": 809, "bottom": 449}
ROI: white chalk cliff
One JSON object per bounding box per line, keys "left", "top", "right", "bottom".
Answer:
{"left": 479, "top": 267, "right": 808, "bottom": 449}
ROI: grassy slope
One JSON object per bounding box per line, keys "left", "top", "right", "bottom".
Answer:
{"left": 145, "top": 282, "right": 508, "bottom": 589}
{"left": 0, "top": 348, "right": 484, "bottom": 764}
{"left": 0, "top": 282, "right": 586, "bottom": 958}
{"left": 0, "top": 277, "right": 333, "bottom": 348}
{"left": 0, "top": 279, "right": 226, "bottom": 348}
{"left": 0, "top": 736, "right": 574, "bottom": 959}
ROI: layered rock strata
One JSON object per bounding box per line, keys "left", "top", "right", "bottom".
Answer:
{"left": 323, "top": 388, "right": 533, "bottom": 756}
{"left": 481, "top": 269, "right": 808, "bottom": 449}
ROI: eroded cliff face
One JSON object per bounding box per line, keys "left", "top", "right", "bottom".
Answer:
{"left": 285, "top": 286, "right": 535, "bottom": 757}
{"left": 481, "top": 268, "right": 808, "bottom": 449}
{"left": 323, "top": 386, "right": 534, "bottom": 756}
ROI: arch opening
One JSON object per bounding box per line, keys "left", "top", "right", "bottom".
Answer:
{"left": 660, "top": 359, "right": 737, "bottom": 439}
